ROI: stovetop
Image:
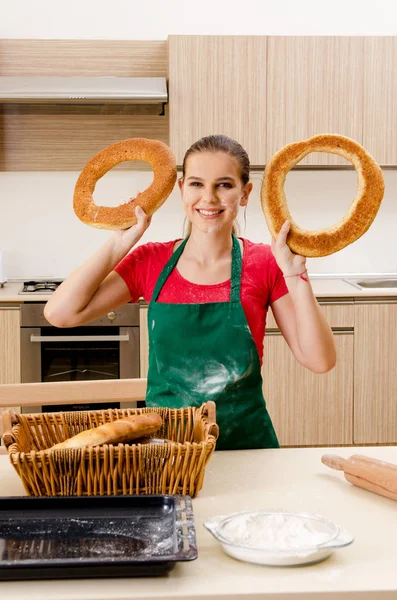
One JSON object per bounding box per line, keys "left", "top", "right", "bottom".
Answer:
{"left": 19, "top": 280, "right": 63, "bottom": 295}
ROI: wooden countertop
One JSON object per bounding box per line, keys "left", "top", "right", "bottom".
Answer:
{"left": 1, "top": 446, "right": 397, "bottom": 599}
{"left": 1, "top": 279, "right": 397, "bottom": 303}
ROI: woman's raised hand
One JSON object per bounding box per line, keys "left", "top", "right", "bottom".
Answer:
{"left": 271, "top": 221, "right": 307, "bottom": 277}
{"left": 110, "top": 205, "right": 152, "bottom": 252}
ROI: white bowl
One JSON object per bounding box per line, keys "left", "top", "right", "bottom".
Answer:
{"left": 203, "top": 510, "right": 354, "bottom": 567}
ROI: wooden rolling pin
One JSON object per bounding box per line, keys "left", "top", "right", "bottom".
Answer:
{"left": 321, "top": 454, "right": 397, "bottom": 501}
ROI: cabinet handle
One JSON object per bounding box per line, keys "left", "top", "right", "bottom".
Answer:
{"left": 265, "top": 330, "right": 283, "bottom": 336}
{"left": 318, "top": 300, "right": 355, "bottom": 305}
{"left": 266, "top": 328, "right": 353, "bottom": 336}
{"left": 332, "top": 329, "right": 354, "bottom": 335}
{"left": 30, "top": 334, "right": 130, "bottom": 342}
{"left": 354, "top": 298, "right": 397, "bottom": 305}
{"left": 0, "top": 306, "right": 20, "bottom": 310}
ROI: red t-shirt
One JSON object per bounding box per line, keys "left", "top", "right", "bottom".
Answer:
{"left": 114, "top": 238, "right": 288, "bottom": 363}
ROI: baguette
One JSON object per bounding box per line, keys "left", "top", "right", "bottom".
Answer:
{"left": 50, "top": 413, "right": 163, "bottom": 450}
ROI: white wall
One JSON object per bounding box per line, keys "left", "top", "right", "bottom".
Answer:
{"left": 1, "top": 0, "right": 396, "bottom": 39}
{"left": 1, "top": 168, "right": 396, "bottom": 278}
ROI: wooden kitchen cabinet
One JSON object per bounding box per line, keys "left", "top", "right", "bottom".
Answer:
{"left": 266, "top": 36, "right": 365, "bottom": 165}
{"left": 353, "top": 302, "right": 397, "bottom": 444}
{"left": 362, "top": 37, "right": 397, "bottom": 165}
{"left": 168, "top": 35, "right": 267, "bottom": 165}
{"left": 262, "top": 303, "right": 354, "bottom": 446}
{"left": 169, "top": 35, "right": 366, "bottom": 167}
{"left": 0, "top": 306, "right": 20, "bottom": 384}
{"left": 0, "top": 39, "right": 168, "bottom": 171}
{"left": 0, "top": 306, "right": 21, "bottom": 439}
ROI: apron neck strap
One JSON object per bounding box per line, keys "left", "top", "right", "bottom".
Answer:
{"left": 152, "top": 234, "right": 242, "bottom": 302}
{"left": 230, "top": 233, "right": 242, "bottom": 302}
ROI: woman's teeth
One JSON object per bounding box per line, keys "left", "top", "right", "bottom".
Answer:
{"left": 197, "top": 209, "right": 223, "bottom": 216}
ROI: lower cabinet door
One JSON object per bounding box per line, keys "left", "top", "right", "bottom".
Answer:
{"left": 0, "top": 307, "right": 21, "bottom": 441}
{"left": 354, "top": 303, "right": 397, "bottom": 444}
{"left": 262, "top": 331, "right": 354, "bottom": 447}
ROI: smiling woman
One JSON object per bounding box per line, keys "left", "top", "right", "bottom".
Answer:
{"left": 44, "top": 134, "right": 336, "bottom": 451}
{"left": 180, "top": 135, "right": 249, "bottom": 238}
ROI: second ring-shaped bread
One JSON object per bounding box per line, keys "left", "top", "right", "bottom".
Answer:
{"left": 261, "top": 134, "right": 385, "bottom": 257}
{"left": 73, "top": 138, "right": 177, "bottom": 230}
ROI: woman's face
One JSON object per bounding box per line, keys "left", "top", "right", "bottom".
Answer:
{"left": 179, "top": 151, "right": 252, "bottom": 234}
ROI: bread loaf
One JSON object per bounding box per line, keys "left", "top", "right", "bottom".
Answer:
{"left": 321, "top": 454, "right": 397, "bottom": 501}
{"left": 261, "top": 134, "right": 385, "bottom": 257}
{"left": 50, "top": 413, "right": 163, "bottom": 450}
{"left": 73, "top": 138, "right": 177, "bottom": 230}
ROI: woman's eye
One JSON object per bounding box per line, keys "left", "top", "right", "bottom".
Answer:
{"left": 188, "top": 181, "right": 232, "bottom": 188}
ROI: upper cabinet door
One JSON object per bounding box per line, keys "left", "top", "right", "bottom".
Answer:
{"left": 266, "top": 36, "right": 365, "bottom": 166}
{"left": 363, "top": 37, "right": 397, "bottom": 165}
{"left": 168, "top": 36, "right": 267, "bottom": 166}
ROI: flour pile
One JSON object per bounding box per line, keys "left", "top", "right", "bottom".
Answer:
{"left": 220, "top": 512, "right": 333, "bottom": 551}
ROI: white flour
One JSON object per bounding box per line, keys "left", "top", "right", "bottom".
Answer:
{"left": 192, "top": 359, "right": 249, "bottom": 396}
{"left": 220, "top": 513, "right": 332, "bottom": 551}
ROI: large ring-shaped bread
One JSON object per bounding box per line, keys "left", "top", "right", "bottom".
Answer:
{"left": 261, "top": 134, "right": 385, "bottom": 257}
{"left": 73, "top": 138, "right": 177, "bottom": 230}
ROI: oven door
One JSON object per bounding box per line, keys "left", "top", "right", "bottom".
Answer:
{"left": 20, "top": 325, "right": 139, "bottom": 413}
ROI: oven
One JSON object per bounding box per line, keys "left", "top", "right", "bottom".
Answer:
{"left": 20, "top": 302, "right": 141, "bottom": 413}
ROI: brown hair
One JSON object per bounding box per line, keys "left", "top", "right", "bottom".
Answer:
{"left": 182, "top": 134, "right": 250, "bottom": 185}
{"left": 181, "top": 135, "right": 250, "bottom": 236}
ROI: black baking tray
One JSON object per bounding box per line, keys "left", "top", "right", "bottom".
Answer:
{"left": 0, "top": 494, "right": 197, "bottom": 580}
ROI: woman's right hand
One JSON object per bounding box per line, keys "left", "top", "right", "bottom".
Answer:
{"left": 45, "top": 205, "right": 151, "bottom": 329}
{"left": 110, "top": 205, "right": 152, "bottom": 252}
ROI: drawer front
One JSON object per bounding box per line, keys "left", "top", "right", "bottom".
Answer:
{"left": 266, "top": 302, "right": 354, "bottom": 330}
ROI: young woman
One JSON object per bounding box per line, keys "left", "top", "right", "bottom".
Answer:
{"left": 44, "top": 135, "right": 336, "bottom": 450}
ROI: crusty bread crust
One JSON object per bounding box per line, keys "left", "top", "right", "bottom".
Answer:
{"left": 73, "top": 138, "right": 177, "bottom": 230}
{"left": 50, "top": 413, "right": 163, "bottom": 450}
{"left": 261, "top": 134, "right": 385, "bottom": 257}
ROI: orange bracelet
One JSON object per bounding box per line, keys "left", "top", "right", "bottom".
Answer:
{"left": 284, "top": 269, "right": 309, "bottom": 282}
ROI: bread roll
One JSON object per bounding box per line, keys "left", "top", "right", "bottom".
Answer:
{"left": 73, "top": 138, "right": 177, "bottom": 230}
{"left": 261, "top": 134, "right": 385, "bottom": 257}
{"left": 50, "top": 413, "right": 163, "bottom": 450}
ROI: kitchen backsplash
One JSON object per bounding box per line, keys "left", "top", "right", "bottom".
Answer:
{"left": 1, "top": 168, "right": 396, "bottom": 278}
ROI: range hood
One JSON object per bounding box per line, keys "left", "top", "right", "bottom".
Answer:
{"left": 0, "top": 76, "right": 168, "bottom": 104}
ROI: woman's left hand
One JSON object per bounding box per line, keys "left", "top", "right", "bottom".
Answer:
{"left": 271, "top": 221, "right": 307, "bottom": 276}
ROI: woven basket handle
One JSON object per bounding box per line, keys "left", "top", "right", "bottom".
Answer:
{"left": 204, "top": 401, "right": 219, "bottom": 439}
{"left": 1, "top": 410, "right": 18, "bottom": 449}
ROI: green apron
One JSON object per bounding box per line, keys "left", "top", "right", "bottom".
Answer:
{"left": 145, "top": 234, "right": 279, "bottom": 450}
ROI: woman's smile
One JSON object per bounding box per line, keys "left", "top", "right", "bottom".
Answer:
{"left": 196, "top": 208, "right": 225, "bottom": 219}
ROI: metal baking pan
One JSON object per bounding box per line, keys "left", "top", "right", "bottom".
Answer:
{"left": 0, "top": 494, "right": 197, "bottom": 580}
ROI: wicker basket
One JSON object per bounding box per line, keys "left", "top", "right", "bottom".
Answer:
{"left": 1, "top": 402, "right": 219, "bottom": 498}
